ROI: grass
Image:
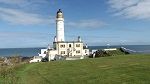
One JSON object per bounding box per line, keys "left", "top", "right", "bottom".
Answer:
{"left": 0, "top": 54, "right": 150, "bottom": 84}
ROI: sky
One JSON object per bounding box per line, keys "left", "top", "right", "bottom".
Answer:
{"left": 0, "top": 0, "right": 150, "bottom": 48}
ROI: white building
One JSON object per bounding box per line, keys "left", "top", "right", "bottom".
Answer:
{"left": 38, "top": 49, "right": 47, "bottom": 58}
{"left": 29, "top": 56, "right": 42, "bottom": 63}
{"left": 47, "top": 9, "right": 89, "bottom": 60}
{"left": 30, "top": 9, "right": 89, "bottom": 62}
{"left": 52, "top": 37, "right": 89, "bottom": 57}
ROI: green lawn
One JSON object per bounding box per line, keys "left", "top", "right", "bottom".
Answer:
{"left": 0, "top": 54, "right": 150, "bottom": 84}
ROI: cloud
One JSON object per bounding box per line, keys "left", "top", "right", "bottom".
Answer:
{"left": 0, "top": 0, "right": 48, "bottom": 5}
{"left": 0, "top": 0, "right": 26, "bottom": 5}
{"left": 0, "top": 0, "right": 55, "bottom": 25}
{"left": 66, "top": 19, "right": 107, "bottom": 28}
{"left": 108, "top": 0, "right": 150, "bottom": 20}
{"left": 0, "top": 7, "right": 54, "bottom": 25}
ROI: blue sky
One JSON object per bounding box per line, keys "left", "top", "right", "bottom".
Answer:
{"left": 0, "top": 0, "right": 150, "bottom": 48}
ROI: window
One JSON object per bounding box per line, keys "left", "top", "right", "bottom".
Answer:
{"left": 60, "top": 45, "right": 65, "bottom": 48}
{"left": 69, "top": 44, "right": 71, "bottom": 47}
{"left": 61, "top": 51, "right": 65, "bottom": 54}
{"left": 76, "top": 50, "right": 80, "bottom": 54}
{"left": 85, "top": 50, "right": 87, "bottom": 53}
{"left": 76, "top": 44, "right": 80, "bottom": 47}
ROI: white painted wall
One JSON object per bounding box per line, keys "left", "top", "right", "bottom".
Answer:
{"left": 39, "top": 49, "right": 47, "bottom": 58}
{"left": 103, "top": 48, "right": 117, "bottom": 51}
{"left": 52, "top": 42, "right": 89, "bottom": 57}
{"left": 48, "top": 50, "right": 58, "bottom": 61}
{"left": 56, "top": 14, "right": 65, "bottom": 42}
{"left": 83, "top": 49, "right": 90, "bottom": 56}
{"left": 29, "top": 56, "right": 42, "bottom": 63}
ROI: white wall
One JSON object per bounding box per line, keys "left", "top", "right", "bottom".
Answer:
{"left": 53, "top": 42, "right": 89, "bottom": 57}
{"left": 56, "top": 17, "right": 65, "bottom": 41}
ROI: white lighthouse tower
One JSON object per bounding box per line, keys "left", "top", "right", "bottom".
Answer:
{"left": 56, "top": 9, "right": 65, "bottom": 42}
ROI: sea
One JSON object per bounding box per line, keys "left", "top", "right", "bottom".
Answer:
{"left": 0, "top": 45, "right": 150, "bottom": 57}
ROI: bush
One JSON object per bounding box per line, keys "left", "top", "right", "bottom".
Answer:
{"left": 119, "top": 48, "right": 130, "bottom": 54}
{"left": 41, "top": 57, "right": 48, "bottom": 62}
{"left": 93, "top": 48, "right": 130, "bottom": 58}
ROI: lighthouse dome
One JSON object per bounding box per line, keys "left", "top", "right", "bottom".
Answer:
{"left": 56, "top": 9, "right": 63, "bottom": 18}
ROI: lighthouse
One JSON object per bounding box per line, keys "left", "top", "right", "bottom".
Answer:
{"left": 48, "top": 9, "right": 90, "bottom": 61}
{"left": 56, "top": 9, "right": 65, "bottom": 42}
{"left": 31, "top": 9, "right": 90, "bottom": 62}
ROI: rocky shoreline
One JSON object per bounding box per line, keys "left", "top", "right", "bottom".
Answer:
{"left": 0, "top": 56, "right": 31, "bottom": 66}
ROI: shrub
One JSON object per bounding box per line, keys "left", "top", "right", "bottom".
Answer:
{"left": 93, "top": 48, "right": 130, "bottom": 58}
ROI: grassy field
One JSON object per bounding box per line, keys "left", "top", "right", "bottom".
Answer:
{"left": 0, "top": 54, "right": 150, "bottom": 84}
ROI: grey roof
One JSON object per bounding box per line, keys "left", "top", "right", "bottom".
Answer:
{"left": 53, "top": 41, "right": 83, "bottom": 43}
